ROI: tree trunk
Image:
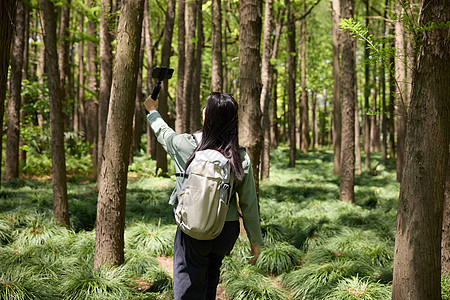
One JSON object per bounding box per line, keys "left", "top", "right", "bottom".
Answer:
{"left": 183, "top": 0, "right": 197, "bottom": 132}
{"left": 134, "top": 32, "right": 145, "bottom": 153}
{"left": 392, "top": 1, "right": 450, "bottom": 297}
{"left": 260, "top": 0, "right": 273, "bottom": 180}
{"left": 299, "top": 1, "right": 309, "bottom": 154}
{"left": 270, "top": 69, "right": 279, "bottom": 149}
{"left": 363, "top": 1, "right": 371, "bottom": 170}
{"left": 175, "top": 0, "right": 186, "bottom": 133}
{"left": 5, "top": 0, "right": 25, "bottom": 180}
{"left": 355, "top": 86, "right": 362, "bottom": 175}
{"left": 211, "top": 0, "right": 223, "bottom": 92}
{"left": 331, "top": 0, "right": 341, "bottom": 175}
{"left": 75, "top": 13, "right": 85, "bottom": 134}
{"left": 39, "top": 0, "right": 70, "bottom": 226}
{"left": 190, "top": 0, "right": 203, "bottom": 132}
{"left": 222, "top": 0, "right": 228, "bottom": 92}
{"left": 381, "top": 0, "right": 388, "bottom": 161}
{"left": 239, "top": 0, "right": 262, "bottom": 194}
{"left": 286, "top": 0, "right": 296, "bottom": 167}
{"left": 86, "top": 0, "right": 99, "bottom": 176}
{"left": 94, "top": 0, "right": 145, "bottom": 268}
{"left": 58, "top": 0, "right": 70, "bottom": 112}
{"left": 394, "top": 1, "right": 407, "bottom": 183}
{"left": 98, "top": 0, "right": 114, "bottom": 179}
{"left": 311, "top": 93, "right": 317, "bottom": 150}
{"left": 19, "top": 3, "right": 29, "bottom": 165}
{"left": 388, "top": 47, "right": 396, "bottom": 159}
{"left": 443, "top": 151, "right": 450, "bottom": 274}
{"left": 339, "top": 0, "right": 355, "bottom": 203}
{"left": 0, "top": 0, "right": 16, "bottom": 188}
{"left": 156, "top": 0, "right": 175, "bottom": 176}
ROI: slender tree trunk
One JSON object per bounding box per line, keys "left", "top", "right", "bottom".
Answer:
{"left": 222, "top": 0, "right": 228, "bottom": 92}
{"left": 39, "top": 0, "right": 70, "bottom": 226}
{"left": 363, "top": 1, "right": 371, "bottom": 170}
{"left": 339, "top": 0, "right": 355, "bottom": 203}
{"left": 1, "top": 0, "right": 16, "bottom": 188}
{"left": 5, "top": 0, "right": 25, "bottom": 180}
{"left": 394, "top": 1, "right": 407, "bottom": 183}
{"left": 183, "top": 0, "right": 197, "bottom": 132}
{"left": 98, "top": 0, "right": 114, "bottom": 179}
{"left": 175, "top": 0, "right": 186, "bottom": 133}
{"left": 239, "top": 0, "right": 262, "bottom": 195}
{"left": 331, "top": 0, "right": 341, "bottom": 175}
{"left": 355, "top": 83, "right": 362, "bottom": 175}
{"left": 260, "top": 0, "right": 273, "bottom": 180}
{"left": 370, "top": 60, "right": 378, "bottom": 152}
{"left": 311, "top": 93, "right": 317, "bottom": 150}
{"left": 36, "top": 36, "right": 45, "bottom": 129}
{"left": 94, "top": 0, "right": 145, "bottom": 268}
{"left": 392, "top": 1, "right": 450, "bottom": 297}
{"left": 134, "top": 32, "right": 145, "bottom": 152}
{"left": 86, "top": 0, "right": 99, "bottom": 176}
{"left": 388, "top": 47, "right": 396, "bottom": 159}
{"left": 156, "top": 0, "right": 175, "bottom": 176}
{"left": 443, "top": 151, "right": 450, "bottom": 274}
{"left": 190, "top": 0, "right": 203, "bottom": 132}
{"left": 299, "top": 1, "right": 309, "bottom": 154}
{"left": 19, "top": 4, "right": 29, "bottom": 165}
{"left": 75, "top": 13, "right": 85, "bottom": 134}
{"left": 381, "top": 0, "right": 388, "bottom": 161}
{"left": 58, "top": 0, "right": 70, "bottom": 111}
{"left": 286, "top": 0, "right": 296, "bottom": 167}
{"left": 211, "top": 0, "right": 223, "bottom": 92}
{"left": 270, "top": 69, "right": 279, "bottom": 149}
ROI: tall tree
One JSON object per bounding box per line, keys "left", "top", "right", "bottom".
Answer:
{"left": 0, "top": 0, "right": 16, "bottom": 188}
{"left": 299, "top": 0, "right": 309, "bottom": 154}
{"left": 380, "top": 0, "right": 389, "bottom": 161}
{"left": 392, "top": 1, "right": 450, "bottom": 297}
{"left": 175, "top": 0, "right": 186, "bottom": 133}
{"left": 286, "top": 0, "right": 296, "bottom": 167}
{"left": 183, "top": 0, "right": 197, "bottom": 132}
{"left": 394, "top": 1, "right": 407, "bottom": 182}
{"left": 98, "top": 0, "right": 114, "bottom": 178}
{"left": 94, "top": 0, "right": 145, "bottom": 268}
{"left": 39, "top": 0, "right": 70, "bottom": 226}
{"left": 331, "top": 0, "right": 341, "bottom": 175}
{"left": 211, "top": 0, "right": 223, "bottom": 91}
{"left": 190, "top": 0, "right": 203, "bottom": 132}
{"left": 239, "top": 0, "right": 262, "bottom": 192}
{"left": 363, "top": 0, "right": 371, "bottom": 170}
{"left": 339, "top": 0, "right": 355, "bottom": 203}
{"left": 5, "top": 0, "right": 26, "bottom": 180}
{"left": 155, "top": 0, "right": 176, "bottom": 176}
{"left": 260, "top": 0, "right": 275, "bottom": 180}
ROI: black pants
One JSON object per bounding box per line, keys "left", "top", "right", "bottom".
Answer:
{"left": 173, "top": 220, "right": 240, "bottom": 300}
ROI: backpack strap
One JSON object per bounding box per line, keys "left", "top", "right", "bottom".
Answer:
{"left": 175, "top": 173, "right": 189, "bottom": 178}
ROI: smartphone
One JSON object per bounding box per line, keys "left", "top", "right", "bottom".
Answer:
{"left": 152, "top": 67, "right": 174, "bottom": 81}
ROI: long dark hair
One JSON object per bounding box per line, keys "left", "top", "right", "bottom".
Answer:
{"left": 185, "top": 93, "right": 244, "bottom": 180}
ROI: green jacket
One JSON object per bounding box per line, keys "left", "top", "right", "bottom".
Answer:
{"left": 147, "top": 111, "right": 263, "bottom": 245}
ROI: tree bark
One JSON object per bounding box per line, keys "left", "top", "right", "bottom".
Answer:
{"left": 75, "top": 13, "right": 85, "bottom": 134}
{"left": 0, "top": 0, "right": 16, "bottom": 188}
{"left": 355, "top": 86, "right": 362, "bottom": 175}
{"left": 190, "top": 0, "right": 203, "bottom": 132}
{"left": 156, "top": 0, "right": 175, "bottom": 176}
{"left": 394, "top": 1, "right": 407, "bottom": 183}
{"left": 286, "top": 0, "right": 296, "bottom": 167}
{"left": 98, "top": 0, "right": 114, "bottom": 179}
{"left": 388, "top": 47, "right": 396, "bottom": 159}
{"left": 175, "top": 0, "right": 186, "bottom": 133}
{"left": 270, "top": 69, "right": 279, "bottom": 149}
{"left": 86, "top": 0, "right": 99, "bottom": 176}
{"left": 443, "top": 151, "right": 450, "bottom": 274}
{"left": 392, "top": 1, "right": 450, "bottom": 297}
{"left": 5, "top": 0, "right": 25, "bottom": 180}
{"left": 94, "top": 0, "right": 145, "bottom": 268}
{"left": 363, "top": 1, "right": 371, "bottom": 170}
{"left": 134, "top": 31, "right": 145, "bottom": 153}
{"left": 39, "top": 0, "right": 70, "bottom": 226}
{"left": 19, "top": 3, "right": 29, "bottom": 165}
{"left": 299, "top": 1, "right": 309, "bottom": 154}
{"left": 222, "top": 0, "right": 228, "bottom": 92}
{"left": 331, "top": 0, "right": 341, "bottom": 175}
{"left": 260, "top": 0, "right": 273, "bottom": 180}
{"left": 381, "top": 0, "right": 388, "bottom": 161}
{"left": 211, "top": 0, "right": 223, "bottom": 92}
{"left": 239, "top": 0, "right": 262, "bottom": 195}
{"left": 183, "top": 0, "right": 197, "bottom": 132}
{"left": 339, "top": 0, "right": 355, "bottom": 203}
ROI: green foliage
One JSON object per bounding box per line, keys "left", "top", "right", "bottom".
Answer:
{"left": 255, "top": 242, "right": 303, "bottom": 275}
{"left": 327, "top": 276, "right": 392, "bottom": 300}
{"left": 443, "top": 273, "right": 450, "bottom": 300}
{"left": 125, "top": 223, "right": 176, "bottom": 257}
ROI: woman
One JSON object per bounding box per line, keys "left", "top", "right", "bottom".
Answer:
{"left": 144, "top": 93, "right": 263, "bottom": 300}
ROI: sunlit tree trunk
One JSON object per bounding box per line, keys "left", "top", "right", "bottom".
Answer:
{"left": 156, "top": 0, "right": 175, "bottom": 176}
{"left": 5, "top": 0, "right": 25, "bottom": 180}
{"left": 339, "top": 0, "right": 355, "bottom": 203}
{"left": 19, "top": 4, "right": 30, "bottom": 165}
{"left": 175, "top": 0, "right": 186, "bottom": 133}
{"left": 211, "top": 0, "right": 223, "bottom": 92}
{"left": 392, "top": 2, "right": 449, "bottom": 297}
{"left": 380, "top": 0, "right": 388, "bottom": 161}
{"left": 331, "top": 0, "right": 341, "bottom": 175}
{"left": 183, "top": 0, "right": 197, "bottom": 131}
{"left": 222, "top": 0, "right": 228, "bottom": 92}
{"left": 98, "top": 0, "right": 114, "bottom": 179}
{"left": 355, "top": 87, "right": 362, "bottom": 175}
{"left": 239, "top": 0, "right": 262, "bottom": 194}
{"left": 363, "top": 0, "right": 371, "bottom": 170}
{"left": 388, "top": 48, "right": 396, "bottom": 159}
{"left": 260, "top": 0, "right": 273, "bottom": 180}
{"left": 299, "top": 1, "right": 309, "bottom": 154}
{"left": 286, "top": 0, "right": 296, "bottom": 167}
{"left": 94, "top": 0, "right": 145, "bottom": 268}
{"left": 39, "top": 0, "right": 70, "bottom": 226}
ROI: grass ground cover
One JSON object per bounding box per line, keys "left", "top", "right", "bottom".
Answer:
{"left": 0, "top": 147, "right": 448, "bottom": 299}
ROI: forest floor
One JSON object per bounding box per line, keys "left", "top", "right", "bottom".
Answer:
{"left": 1, "top": 147, "right": 449, "bottom": 299}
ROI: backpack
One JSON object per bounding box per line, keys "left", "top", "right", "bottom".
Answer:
{"left": 175, "top": 145, "right": 234, "bottom": 240}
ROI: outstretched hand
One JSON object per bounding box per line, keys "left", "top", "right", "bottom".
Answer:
{"left": 144, "top": 96, "right": 158, "bottom": 112}
{"left": 248, "top": 244, "right": 260, "bottom": 264}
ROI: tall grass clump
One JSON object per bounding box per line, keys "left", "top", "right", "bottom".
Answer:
{"left": 125, "top": 222, "right": 175, "bottom": 257}
{"left": 0, "top": 266, "right": 55, "bottom": 299}
{"left": 255, "top": 242, "right": 303, "bottom": 275}
{"left": 443, "top": 273, "right": 450, "bottom": 300}
{"left": 327, "top": 276, "right": 391, "bottom": 299}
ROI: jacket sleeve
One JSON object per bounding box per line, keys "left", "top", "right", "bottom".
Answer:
{"left": 237, "top": 152, "right": 264, "bottom": 246}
